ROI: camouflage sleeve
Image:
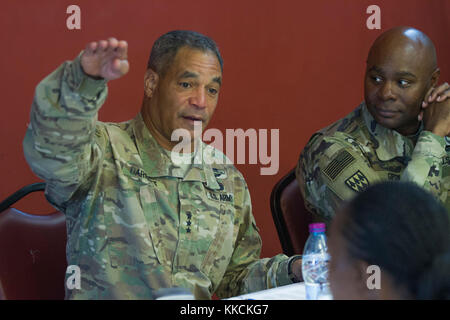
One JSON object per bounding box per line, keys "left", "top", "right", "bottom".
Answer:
{"left": 400, "top": 131, "right": 447, "bottom": 203}
{"left": 215, "top": 178, "right": 294, "bottom": 298}
{"left": 297, "top": 130, "right": 449, "bottom": 223}
{"left": 23, "top": 53, "right": 108, "bottom": 210}
{"left": 296, "top": 132, "right": 384, "bottom": 224}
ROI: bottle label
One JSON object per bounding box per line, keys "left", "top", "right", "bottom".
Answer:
{"left": 301, "top": 253, "right": 330, "bottom": 285}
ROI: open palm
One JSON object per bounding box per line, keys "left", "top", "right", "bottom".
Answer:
{"left": 81, "top": 37, "right": 129, "bottom": 81}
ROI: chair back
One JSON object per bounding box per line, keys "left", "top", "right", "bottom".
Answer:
{"left": 270, "top": 169, "right": 312, "bottom": 256}
{"left": 0, "top": 183, "right": 67, "bottom": 299}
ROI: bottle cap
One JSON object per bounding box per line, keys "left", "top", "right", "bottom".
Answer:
{"left": 309, "top": 223, "right": 325, "bottom": 233}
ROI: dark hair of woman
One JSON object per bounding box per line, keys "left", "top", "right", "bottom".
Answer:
{"left": 340, "top": 181, "right": 450, "bottom": 299}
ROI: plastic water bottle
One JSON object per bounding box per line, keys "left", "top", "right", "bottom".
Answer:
{"left": 302, "top": 223, "right": 332, "bottom": 300}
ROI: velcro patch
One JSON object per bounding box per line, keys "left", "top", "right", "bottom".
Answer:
{"left": 323, "top": 150, "right": 356, "bottom": 181}
{"left": 345, "top": 170, "right": 370, "bottom": 193}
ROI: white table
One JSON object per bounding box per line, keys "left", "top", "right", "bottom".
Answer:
{"left": 227, "top": 282, "right": 307, "bottom": 300}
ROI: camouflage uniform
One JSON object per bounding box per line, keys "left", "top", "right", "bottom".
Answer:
{"left": 296, "top": 102, "right": 450, "bottom": 224}
{"left": 23, "top": 55, "right": 295, "bottom": 299}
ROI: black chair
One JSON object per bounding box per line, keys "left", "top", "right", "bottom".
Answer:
{"left": 270, "top": 168, "right": 312, "bottom": 257}
{"left": 0, "top": 183, "right": 67, "bottom": 300}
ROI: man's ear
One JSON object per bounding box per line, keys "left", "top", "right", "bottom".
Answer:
{"left": 430, "top": 68, "right": 440, "bottom": 87}
{"left": 144, "top": 68, "right": 159, "bottom": 99}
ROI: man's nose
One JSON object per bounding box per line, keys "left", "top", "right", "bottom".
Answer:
{"left": 379, "top": 81, "right": 396, "bottom": 101}
{"left": 189, "top": 87, "right": 207, "bottom": 108}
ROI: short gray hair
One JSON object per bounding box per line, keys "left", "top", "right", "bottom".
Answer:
{"left": 147, "top": 30, "right": 223, "bottom": 77}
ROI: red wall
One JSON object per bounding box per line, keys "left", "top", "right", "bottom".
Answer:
{"left": 1, "top": 0, "right": 448, "bottom": 258}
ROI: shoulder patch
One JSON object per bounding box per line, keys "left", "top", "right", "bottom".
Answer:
{"left": 212, "top": 168, "right": 227, "bottom": 179}
{"left": 323, "top": 150, "right": 356, "bottom": 181}
{"left": 345, "top": 170, "right": 370, "bottom": 193}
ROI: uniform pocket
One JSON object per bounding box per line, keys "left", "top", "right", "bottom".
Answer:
{"left": 104, "top": 186, "right": 159, "bottom": 268}
{"left": 199, "top": 202, "right": 236, "bottom": 280}
{"left": 139, "top": 184, "right": 174, "bottom": 266}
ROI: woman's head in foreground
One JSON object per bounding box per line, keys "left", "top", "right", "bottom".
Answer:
{"left": 328, "top": 181, "right": 450, "bottom": 300}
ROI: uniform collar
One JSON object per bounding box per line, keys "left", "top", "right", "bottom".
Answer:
{"left": 131, "top": 113, "right": 221, "bottom": 190}
{"left": 360, "top": 102, "right": 419, "bottom": 161}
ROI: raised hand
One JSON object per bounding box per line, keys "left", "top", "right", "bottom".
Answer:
{"left": 422, "top": 97, "right": 450, "bottom": 138}
{"left": 422, "top": 82, "right": 450, "bottom": 108}
{"left": 81, "top": 37, "right": 129, "bottom": 81}
{"left": 418, "top": 82, "right": 450, "bottom": 122}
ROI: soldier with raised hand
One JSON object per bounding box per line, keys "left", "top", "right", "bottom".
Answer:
{"left": 296, "top": 26, "right": 450, "bottom": 226}
{"left": 23, "top": 31, "right": 303, "bottom": 300}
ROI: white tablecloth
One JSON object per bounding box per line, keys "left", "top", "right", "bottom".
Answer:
{"left": 227, "top": 282, "right": 306, "bottom": 300}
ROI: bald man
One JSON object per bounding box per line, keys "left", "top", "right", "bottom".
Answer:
{"left": 296, "top": 26, "right": 450, "bottom": 225}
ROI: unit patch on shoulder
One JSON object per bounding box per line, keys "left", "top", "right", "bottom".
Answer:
{"left": 345, "top": 170, "right": 370, "bottom": 193}
{"left": 323, "top": 150, "right": 356, "bottom": 181}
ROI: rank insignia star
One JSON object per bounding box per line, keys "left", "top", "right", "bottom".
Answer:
{"left": 345, "top": 170, "right": 370, "bottom": 193}
{"left": 186, "top": 212, "right": 192, "bottom": 233}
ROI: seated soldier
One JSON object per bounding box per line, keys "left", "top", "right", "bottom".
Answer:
{"left": 23, "top": 30, "right": 303, "bottom": 299}
{"left": 296, "top": 26, "right": 450, "bottom": 225}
